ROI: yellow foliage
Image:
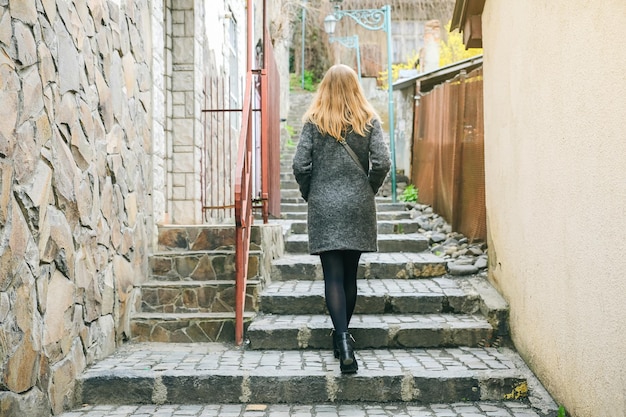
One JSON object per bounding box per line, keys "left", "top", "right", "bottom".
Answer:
{"left": 377, "top": 21, "right": 482, "bottom": 89}
{"left": 378, "top": 52, "right": 420, "bottom": 90}
{"left": 439, "top": 21, "right": 482, "bottom": 67}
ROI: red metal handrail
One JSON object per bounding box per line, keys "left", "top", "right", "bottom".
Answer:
{"left": 234, "top": 73, "right": 253, "bottom": 346}
{"left": 234, "top": 0, "right": 281, "bottom": 345}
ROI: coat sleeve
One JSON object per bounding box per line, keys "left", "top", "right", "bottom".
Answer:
{"left": 368, "top": 120, "right": 391, "bottom": 194}
{"left": 292, "top": 122, "right": 314, "bottom": 201}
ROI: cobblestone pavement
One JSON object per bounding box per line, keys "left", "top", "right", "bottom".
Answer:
{"left": 61, "top": 402, "right": 543, "bottom": 417}
{"left": 77, "top": 343, "right": 519, "bottom": 375}
{"left": 60, "top": 343, "right": 557, "bottom": 417}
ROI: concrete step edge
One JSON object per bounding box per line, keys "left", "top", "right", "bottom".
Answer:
{"left": 285, "top": 233, "right": 428, "bottom": 242}
{"left": 76, "top": 345, "right": 530, "bottom": 405}
{"left": 139, "top": 279, "right": 262, "bottom": 288}
{"left": 272, "top": 252, "right": 446, "bottom": 266}
{"left": 260, "top": 277, "right": 475, "bottom": 297}
{"left": 248, "top": 313, "right": 492, "bottom": 329}
{"left": 151, "top": 249, "right": 262, "bottom": 257}
{"left": 246, "top": 313, "right": 494, "bottom": 349}
{"left": 65, "top": 402, "right": 556, "bottom": 417}
{"left": 258, "top": 278, "right": 483, "bottom": 315}
{"left": 131, "top": 312, "right": 255, "bottom": 320}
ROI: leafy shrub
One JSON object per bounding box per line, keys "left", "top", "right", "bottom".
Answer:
{"left": 399, "top": 184, "right": 418, "bottom": 203}
{"left": 290, "top": 71, "right": 318, "bottom": 92}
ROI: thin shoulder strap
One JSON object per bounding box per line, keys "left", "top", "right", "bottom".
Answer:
{"left": 339, "top": 139, "right": 367, "bottom": 174}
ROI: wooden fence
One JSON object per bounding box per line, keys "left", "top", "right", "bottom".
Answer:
{"left": 411, "top": 66, "right": 485, "bottom": 242}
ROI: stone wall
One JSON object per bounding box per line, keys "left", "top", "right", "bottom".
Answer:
{"left": 166, "top": 0, "right": 204, "bottom": 224}
{"left": 0, "top": 0, "right": 155, "bottom": 415}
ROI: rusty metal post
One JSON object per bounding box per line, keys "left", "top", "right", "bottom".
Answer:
{"left": 452, "top": 71, "right": 467, "bottom": 230}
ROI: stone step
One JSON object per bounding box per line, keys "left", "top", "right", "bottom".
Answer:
{"left": 280, "top": 202, "right": 308, "bottom": 212}
{"left": 280, "top": 180, "right": 299, "bottom": 190}
{"left": 271, "top": 252, "right": 447, "bottom": 281}
{"left": 281, "top": 210, "right": 412, "bottom": 221}
{"left": 129, "top": 312, "right": 255, "bottom": 343}
{"left": 378, "top": 210, "right": 412, "bottom": 220}
{"left": 76, "top": 343, "right": 530, "bottom": 405}
{"left": 156, "top": 225, "right": 263, "bottom": 252}
{"left": 138, "top": 279, "right": 261, "bottom": 314}
{"left": 61, "top": 402, "right": 555, "bottom": 416}
{"left": 280, "top": 202, "right": 407, "bottom": 213}
{"left": 246, "top": 313, "right": 493, "bottom": 350}
{"left": 258, "top": 278, "right": 482, "bottom": 315}
{"left": 279, "top": 188, "right": 303, "bottom": 200}
{"left": 288, "top": 219, "right": 424, "bottom": 235}
{"left": 280, "top": 196, "right": 306, "bottom": 204}
{"left": 377, "top": 202, "right": 409, "bottom": 212}
{"left": 150, "top": 250, "right": 262, "bottom": 282}
{"left": 280, "top": 192, "right": 395, "bottom": 205}
{"left": 284, "top": 233, "right": 429, "bottom": 254}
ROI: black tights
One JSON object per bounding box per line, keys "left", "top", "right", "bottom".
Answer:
{"left": 319, "top": 250, "right": 362, "bottom": 334}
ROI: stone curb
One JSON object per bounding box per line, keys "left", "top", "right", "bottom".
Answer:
{"left": 258, "top": 278, "right": 482, "bottom": 315}
{"left": 58, "top": 402, "right": 556, "bottom": 417}
{"left": 284, "top": 233, "right": 430, "bottom": 254}
{"left": 271, "top": 252, "right": 447, "bottom": 281}
{"left": 246, "top": 313, "right": 493, "bottom": 350}
{"left": 75, "top": 344, "right": 529, "bottom": 406}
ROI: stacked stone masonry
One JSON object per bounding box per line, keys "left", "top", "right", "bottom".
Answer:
{"left": 128, "top": 224, "right": 283, "bottom": 344}
{"left": 0, "top": 1, "right": 157, "bottom": 415}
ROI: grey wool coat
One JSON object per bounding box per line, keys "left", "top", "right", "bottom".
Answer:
{"left": 292, "top": 120, "right": 391, "bottom": 255}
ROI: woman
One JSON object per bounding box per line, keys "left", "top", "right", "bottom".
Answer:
{"left": 292, "top": 64, "right": 391, "bottom": 374}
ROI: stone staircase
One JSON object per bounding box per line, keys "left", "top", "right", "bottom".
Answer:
{"left": 236, "top": 117, "right": 526, "bottom": 403}
{"left": 71, "top": 91, "right": 557, "bottom": 416}
{"left": 128, "top": 224, "right": 281, "bottom": 343}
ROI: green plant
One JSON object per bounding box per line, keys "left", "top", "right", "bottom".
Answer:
{"left": 558, "top": 406, "right": 567, "bottom": 417}
{"left": 289, "top": 71, "right": 318, "bottom": 92}
{"left": 301, "top": 70, "right": 317, "bottom": 91}
{"left": 399, "top": 184, "right": 418, "bottom": 203}
{"left": 285, "top": 137, "right": 296, "bottom": 148}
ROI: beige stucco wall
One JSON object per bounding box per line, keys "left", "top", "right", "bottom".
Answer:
{"left": 481, "top": 1, "right": 626, "bottom": 416}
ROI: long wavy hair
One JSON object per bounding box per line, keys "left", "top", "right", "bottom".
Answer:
{"left": 302, "top": 64, "right": 380, "bottom": 141}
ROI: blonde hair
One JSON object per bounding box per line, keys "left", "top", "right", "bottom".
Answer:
{"left": 302, "top": 64, "right": 380, "bottom": 141}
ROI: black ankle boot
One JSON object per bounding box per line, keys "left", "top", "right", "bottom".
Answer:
{"left": 336, "top": 332, "right": 358, "bottom": 374}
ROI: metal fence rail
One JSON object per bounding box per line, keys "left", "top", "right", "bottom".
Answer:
{"left": 411, "top": 67, "right": 485, "bottom": 242}
{"left": 201, "top": 76, "right": 241, "bottom": 222}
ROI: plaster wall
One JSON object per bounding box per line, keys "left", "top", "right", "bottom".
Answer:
{"left": 481, "top": 1, "right": 626, "bottom": 415}
{"left": 394, "top": 87, "right": 414, "bottom": 180}
{"left": 204, "top": 0, "right": 246, "bottom": 76}
{"left": 265, "top": 0, "right": 291, "bottom": 121}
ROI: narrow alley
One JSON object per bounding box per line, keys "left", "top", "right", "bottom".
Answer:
{"left": 57, "top": 90, "right": 557, "bottom": 417}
